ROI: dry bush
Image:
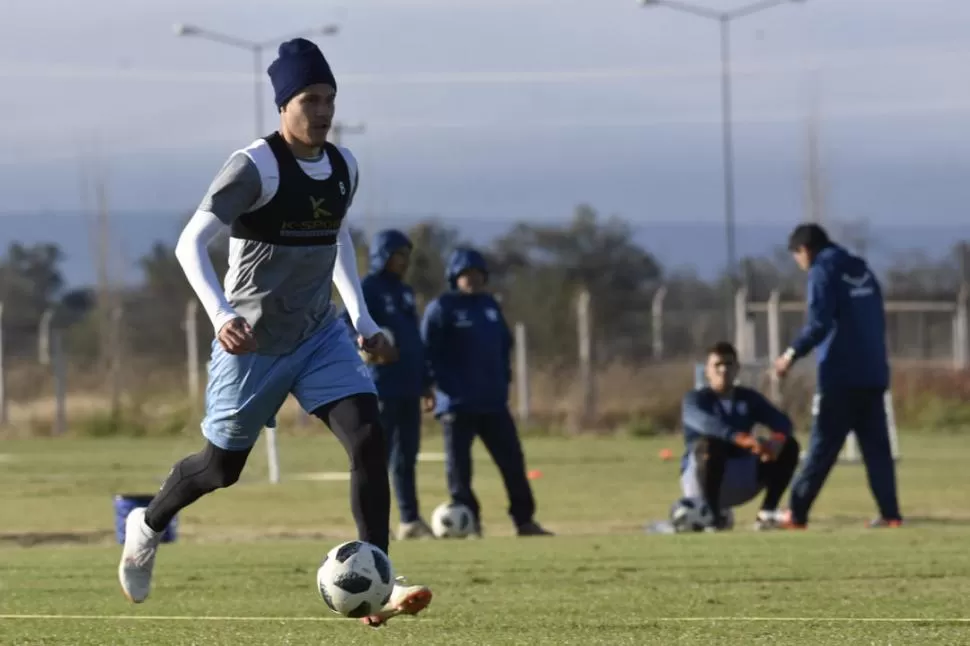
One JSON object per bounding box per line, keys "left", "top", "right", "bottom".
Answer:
{"left": 3, "top": 359, "right": 969, "bottom": 439}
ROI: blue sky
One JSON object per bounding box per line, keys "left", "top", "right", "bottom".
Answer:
{"left": 0, "top": 0, "right": 968, "bottom": 228}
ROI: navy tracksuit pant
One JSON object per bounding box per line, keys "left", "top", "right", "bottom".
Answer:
{"left": 789, "top": 387, "right": 901, "bottom": 524}
{"left": 379, "top": 397, "right": 423, "bottom": 524}
{"left": 442, "top": 408, "right": 536, "bottom": 528}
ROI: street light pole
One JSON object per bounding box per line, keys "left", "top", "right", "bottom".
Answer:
{"left": 174, "top": 23, "right": 340, "bottom": 138}
{"left": 638, "top": 0, "right": 806, "bottom": 335}
{"left": 718, "top": 16, "right": 736, "bottom": 311}
{"left": 253, "top": 48, "right": 263, "bottom": 139}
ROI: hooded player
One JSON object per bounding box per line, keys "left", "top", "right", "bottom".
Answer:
{"left": 421, "top": 247, "right": 552, "bottom": 537}
{"left": 357, "top": 229, "right": 436, "bottom": 540}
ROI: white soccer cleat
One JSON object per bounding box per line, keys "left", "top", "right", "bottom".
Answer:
{"left": 396, "top": 519, "right": 435, "bottom": 541}
{"left": 359, "top": 576, "right": 433, "bottom": 628}
{"left": 118, "top": 507, "right": 162, "bottom": 603}
{"left": 752, "top": 509, "right": 786, "bottom": 531}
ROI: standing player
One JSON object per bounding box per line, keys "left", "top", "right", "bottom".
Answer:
{"left": 774, "top": 223, "right": 902, "bottom": 528}
{"left": 358, "top": 229, "right": 436, "bottom": 540}
{"left": 421, "top": 247, "right": 552, "bottom": 537}
{"left": 681, "top": 342, "right": 801, "bottom": 530}
{"left": 117, "top": 39, "right": 431, "bottom": 628}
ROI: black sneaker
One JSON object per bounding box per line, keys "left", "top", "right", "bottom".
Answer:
{"left": 516, "top": 521, "right": 554, "bottom": 537}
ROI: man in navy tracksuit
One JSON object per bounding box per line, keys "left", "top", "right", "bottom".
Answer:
{"left": 681, "top": 341, "right": 801, "bottom": 531}
{"left": 774, "top": 223, "right": 902, "bottom": 528}
{"left": 359, "top": 229, "right": 436, "bottom": 540}
{"left": 421, "top": 247, "right": 552, "bottom": 537}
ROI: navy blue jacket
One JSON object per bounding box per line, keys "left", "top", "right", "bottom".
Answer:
{"left": 355, "top": 230, "right": 429, "bottom": 400}
{"left": 681, "top": 386, "right": 793, "bottom": 474}
{"left": 789, "top": 244, "right": 890, "bottom": 392}
{"left": 421, "top": 248, "right": 512, "bottom": 416}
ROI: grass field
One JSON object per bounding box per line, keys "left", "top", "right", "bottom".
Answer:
{"left": 2, "top": 431, "right": 970, "bottom": 645}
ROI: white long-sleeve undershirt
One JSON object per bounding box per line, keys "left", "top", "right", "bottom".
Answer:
{"left": 334, "top": 224, "right": 380, "bottom": 339}
{"left": 174, "top": 210, "right": 238, "bottom": 335}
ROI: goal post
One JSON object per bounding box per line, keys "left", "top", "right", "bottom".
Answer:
{"left": 265, "top": 422, "right": 281, "bottom": 484}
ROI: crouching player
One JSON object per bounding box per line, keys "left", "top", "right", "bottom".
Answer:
{"left": 680, "top": 342, "right": 801, "bottom": 530}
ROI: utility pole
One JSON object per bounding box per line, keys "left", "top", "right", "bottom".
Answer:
{"left": 804, "top": 84, "right": 825, "bottom": 225}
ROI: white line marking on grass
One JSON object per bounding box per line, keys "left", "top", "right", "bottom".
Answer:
{"left": 0, "top": 614, "right": 965, "bottom": 624}
{"left": 651, "top": 617, "right": 970, "bottom": 624}
{"left": 291, "top": 472, "right": 351, "bottom": 482}
{"left": 0, "top": 614, "right": 363, "bottom": 622}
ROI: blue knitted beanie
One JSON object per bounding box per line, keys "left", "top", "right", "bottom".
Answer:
{"left": 267, "top": 38, "right": 336, "bottom": 109}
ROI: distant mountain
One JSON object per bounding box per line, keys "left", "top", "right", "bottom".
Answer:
{"left": 2, "top": 211, "right": 966, "bottom": 288}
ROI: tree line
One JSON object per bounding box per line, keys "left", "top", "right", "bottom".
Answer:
{"left": 1, "top": 205, "right": 968, "bottom": 375}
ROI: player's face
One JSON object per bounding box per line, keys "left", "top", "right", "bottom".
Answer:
{"left": 281, "top": 83, "right": 336, "bottom": 150}
{"left": 792, "top": 246, "right": 812, "bottom": 271}
{"left": 386, "top": 248, "right": 411, "bottom": 277}
{"left": 705, "top": 352, "right": 739, "bottom": 393}
{"left": 457, "top": 269, "right": 485, "bottom": 293}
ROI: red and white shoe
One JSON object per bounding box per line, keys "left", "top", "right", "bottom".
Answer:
{"left": 754, "top": 509, "right": 806, "bottom": 531}
{"left": 359, "top": 576, "right": 433, "bottom": 628}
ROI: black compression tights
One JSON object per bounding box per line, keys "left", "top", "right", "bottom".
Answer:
{"left": 144, "top": 394, "right": 390, "bottom": 554}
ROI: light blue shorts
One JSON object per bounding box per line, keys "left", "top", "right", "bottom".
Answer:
{"left": 680, "top": 453, "right": 762, "bottom": 509}
{"left": 202, "top": 318, "right": 376, "bottom": 451}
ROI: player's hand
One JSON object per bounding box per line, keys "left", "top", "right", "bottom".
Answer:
{"left": 421, "top": 388, "right": 436, "bottom": 413}
{"left": 358, "top": 332, "right": 398, "bottom": 365}
{"left": 773, "top": 353, "right": 793, "bottom": 379}
{"left": 757, "top": 432, "right": 788, "bottom": 463}
{"left": 732, "top": 432, "right": 767, "bottom": 458}
{"left": 217, "top": 317, "right": 257, "bottom": 355}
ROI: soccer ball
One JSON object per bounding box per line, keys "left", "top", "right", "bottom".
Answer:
{"left": 316, "top": 540, "right": 394, "bottom": 618}
{"left": 669, "top": 496, "right": 715, "bottom": 532}
{"left": 430, "top": 502, "right": 475, "bottom": 538}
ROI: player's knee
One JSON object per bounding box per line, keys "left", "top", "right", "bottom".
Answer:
{"left": 345, "top": 401, "right": 387, "bottom": 470}
{"left": 204, "top": 456, "right": 245, "bottom": 490}
{"left": 195, "top": 443, "right": 249, "bottom": 490}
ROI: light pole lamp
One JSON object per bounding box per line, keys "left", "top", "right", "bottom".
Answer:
{"left": 173, "top": 23, "right": 340, "bottom": 137}
{"left": 638, "top": 0, "right": 806, "bottom": 331}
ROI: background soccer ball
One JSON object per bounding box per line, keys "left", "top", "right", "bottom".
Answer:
{"left": 669, "top": 496, "right": 715, "bottom": 532}
{"left": 316, "top": 540, "right": 394, "bottom": 618}
{"left": 430, "top": 502, "right": 475, "bottom": 538}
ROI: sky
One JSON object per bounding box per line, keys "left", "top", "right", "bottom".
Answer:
{"left": 0, "top": 0, "right": 968, "bottom": 231}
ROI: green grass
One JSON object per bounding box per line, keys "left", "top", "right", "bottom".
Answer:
{"left": 2, "top": 432, "right": 970, "bottom": 644}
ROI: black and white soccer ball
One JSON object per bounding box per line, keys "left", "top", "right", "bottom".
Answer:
{"left": 430, "top": 502, "right": 474, "bottom": 538}
{"left": 669, "top": 496, "right": 715, "bottom": 532}
{"left": 317, "top": 540, "right": 394, "bottom": 618}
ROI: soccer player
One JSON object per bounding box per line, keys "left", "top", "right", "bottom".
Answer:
{"left": 117, "top": 39, "right": 431, "bottom": 627}
{"left": 420, "top": 247, "right": 552, "bottom": 537}
{"left": 357, "top": 229, "right": 436, "bottom": 540}
{"left": 774, "top": 223, "right": 902, "bottom": 529}
{"left": 681, "top": 341, "right": 801, "bottom": 530}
